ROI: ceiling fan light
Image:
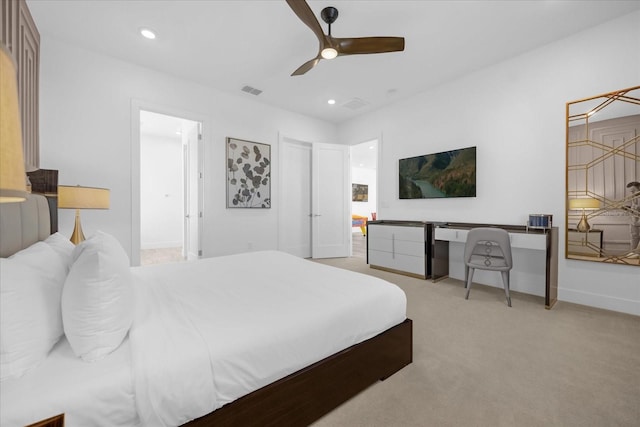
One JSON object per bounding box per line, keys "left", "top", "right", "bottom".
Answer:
{"left": 321, "top": 48, "right": 338, "bottom": 60}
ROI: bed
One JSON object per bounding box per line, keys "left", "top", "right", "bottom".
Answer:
{"left": 0, "top": 193, "right": 412, "bottom": 427}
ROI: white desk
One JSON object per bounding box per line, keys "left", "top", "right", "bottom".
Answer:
{"left": 434, "top": 224, "right": 558, "bottom": 309}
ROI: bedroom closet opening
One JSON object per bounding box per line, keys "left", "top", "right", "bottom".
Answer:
{"left": 138, "top": 110, "right": 202, "bottom": 265}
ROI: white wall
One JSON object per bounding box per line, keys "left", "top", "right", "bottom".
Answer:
{"left": 38, "top": 38, "right": 338, "bottom": 260}
{"left": 338, "top": 11, "right": 640, "bottom": 315}
{"left": 36, "top": 12, "right": 639, "bottom": 315}
{"left": 140, "top": 133, "right": 183, "bottom": 249}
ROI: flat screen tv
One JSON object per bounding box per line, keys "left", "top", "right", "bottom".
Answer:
{"left": 399, "top": 146, "right": 476, "bottom": 199}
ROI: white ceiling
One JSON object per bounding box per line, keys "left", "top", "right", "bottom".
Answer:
{"left": 27, "top": 0, "right": 640, "bottom": 124}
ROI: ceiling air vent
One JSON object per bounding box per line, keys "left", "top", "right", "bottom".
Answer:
{"left": 241, "top": 85, "right": 263, "bottom": 96}
{"left": 341, "top": 97, "right": 369, "bottom": 110}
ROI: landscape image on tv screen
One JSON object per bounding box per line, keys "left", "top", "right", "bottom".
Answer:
{"left": 399, "top": 146, "right": 476, "bottom": 199}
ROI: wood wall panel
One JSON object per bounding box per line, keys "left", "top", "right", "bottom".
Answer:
{"left": 0, "top": 0, "right": 40, "bottom": 168}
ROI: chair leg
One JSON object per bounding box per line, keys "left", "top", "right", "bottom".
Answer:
{"left": 465, "top": 268, "right": 474, "bottom": 300}
{"left": 501, "top": 271, "right": 512, "bottom": 307}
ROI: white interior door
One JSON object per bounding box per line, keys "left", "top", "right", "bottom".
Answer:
{"left": 184, "top": 122, "right": 201, "bottom": 260}
{"left": 279, "top": 138, "right": 312, "bottom": 258}
{"left": 311, "top": 142, "right": 350, "bottom": 258}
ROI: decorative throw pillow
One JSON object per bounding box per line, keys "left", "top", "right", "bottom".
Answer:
{"left": 44, "top": 232, "right": 75, "bottom": 272}
{"left": 0, "top": 242, "right": 67, "bottom": 381}
{"left": 62, "top": 231, "right": 134, "bottom": 362}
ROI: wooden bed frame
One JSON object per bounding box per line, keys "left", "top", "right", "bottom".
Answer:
{"left": 185, "top": 318, "right": 413, "bottom": 427}
{"left": 1, "top": 187, "right": 413, "bottom": 427}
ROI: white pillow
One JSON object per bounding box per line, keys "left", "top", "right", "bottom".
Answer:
{"left": 44, "top": 232, "right": 75, "bottom": 272}
{"left": 62, "top": 231, "right": 133, "bottom": 362}
{"left": 1, "top": 242, "right": 67, "bottom": 381}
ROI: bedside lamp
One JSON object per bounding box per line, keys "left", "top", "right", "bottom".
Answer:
{"left": 569, "top": 197, "right": 600, "bottom": 232}
{"left": 0, "top": 44, "right": 27, "bottom": 203}
{"left": 58, "top": 185, "right": 110, "bottom": 244}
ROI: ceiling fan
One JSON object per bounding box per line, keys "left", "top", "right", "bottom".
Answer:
{"left": 285, "top": 0, "right": 405, "bottom": 76}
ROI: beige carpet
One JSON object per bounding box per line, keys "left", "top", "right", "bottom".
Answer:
{"left": 311, "top": 256, "right": 640, "bottom": 427}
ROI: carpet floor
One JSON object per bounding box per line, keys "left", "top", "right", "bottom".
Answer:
{"left": 311, "top": 256, "right": 640, "bottom": 427}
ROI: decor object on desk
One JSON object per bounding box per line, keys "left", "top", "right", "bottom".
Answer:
{"left": 226, "top": 137, "right": 271, "bottom": 208}
{"left": 58, "top": 185, "right": 110, "bottom": 244}
{"left": 464, "top": 227, "right": 513, "bottom": 307}
{"left": 528, "top": 214, "right": 552, "bottom": 230}
{"left": 352, "top": 183, "right": 368, "bottom": 202}
{"left": 0, "top": 44, "right": 27, "bottom": 203}
{"left": 566, "top": 86, "right": 640, "bottom": 265}
{"left": 399, "top": 146, "right": 476, "bottom": 199}
{"left": 568, "top": 198, "right": 600, "bottom": 232}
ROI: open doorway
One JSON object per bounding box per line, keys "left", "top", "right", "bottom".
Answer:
{"left": 139, "top": 110, "right": 201, "bottom": 265}
{"left": 350, "top": 140, "right": 378, "bottom": 258}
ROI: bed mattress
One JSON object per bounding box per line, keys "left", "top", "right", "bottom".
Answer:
{"left": 130, "top": 250, "right": 407, "bottom": 426}
{"left": 2, "top": 250, "right": 406, "bottom": 427}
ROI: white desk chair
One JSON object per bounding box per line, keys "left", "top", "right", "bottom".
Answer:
{"left": 464, "top": 227, "right": 513, "bottom": 307}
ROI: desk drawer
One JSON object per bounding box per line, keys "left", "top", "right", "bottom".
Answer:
{"left": 436, "top": 228, "right": 547, "bottom": 250}
{"left": 434, "top": 228, "right": 467, "bottom": 242}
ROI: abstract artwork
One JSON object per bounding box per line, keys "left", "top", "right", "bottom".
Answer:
{"left": 226, "top": 137, "right": 271, "bottom": 208}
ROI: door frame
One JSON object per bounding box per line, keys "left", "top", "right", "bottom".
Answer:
{"left": 130, "top": 99, "right": 205, "bottom": 266}
{"left": 349, "top": 136, "right": 381, "bottom": 220}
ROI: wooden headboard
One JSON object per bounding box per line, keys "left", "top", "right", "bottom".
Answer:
{"left": 0, "top": 193, "right": 52, "bottom": 257}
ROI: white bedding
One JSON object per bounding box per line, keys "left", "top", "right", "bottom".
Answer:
{"left": 1, "top": 250, "right": 406, "bottom": 427}
{"left": 0, "top": 336, "right": 139, "bottom": 427}
{"left": 130, "top": 250, "right": 407, "bottom": 427}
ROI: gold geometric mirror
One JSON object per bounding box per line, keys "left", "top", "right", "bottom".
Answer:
{"left": 566, "top": 86, "right": 640, "bottom": 265}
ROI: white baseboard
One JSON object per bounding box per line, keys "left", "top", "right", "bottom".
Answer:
{"left": 141, "top": 241, "right": 182, "bottom": 250}
{"left": 559, "top": 288, "right": 640, "bottom": 316}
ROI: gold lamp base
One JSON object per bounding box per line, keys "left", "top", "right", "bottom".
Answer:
{"left": 576, "top": 211, "right": 591, "bottom": 232}
{"left": 70, "top": 208, "right": 86, "bottom": 245}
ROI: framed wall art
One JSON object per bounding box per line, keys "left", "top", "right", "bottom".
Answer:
{"left": 352, "top": 183, "right": 368, "bottom": 202}
{"left": 226, "top": 137, "right": 271, "bottom": 208}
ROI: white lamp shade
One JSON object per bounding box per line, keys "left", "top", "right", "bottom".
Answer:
{"left": 0, "top": 44, "right": 27, "bottom": 203}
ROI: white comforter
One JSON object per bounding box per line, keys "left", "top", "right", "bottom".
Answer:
{"left": 129, "top": 250, "right": 406, "bottom": 427}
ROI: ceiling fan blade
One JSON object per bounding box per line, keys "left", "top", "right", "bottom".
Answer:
{"left": 335, "top": 37, "right": 405, "bottom": 56}
{"left": 285, "top": 0, "right": 326, "bottom": 48}
{"left": 291, "top": 56, "right": 321, "bottom": 76}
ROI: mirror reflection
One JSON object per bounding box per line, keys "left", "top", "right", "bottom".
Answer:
{"left": 566, "top": 86, "right": 640, "bottom": 265}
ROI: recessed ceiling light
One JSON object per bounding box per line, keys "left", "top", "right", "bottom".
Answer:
{"left": 140, "top": 28, "right": 156, "bottom": 40}
{"left": 327, "top": 99, "right": 336, "bottom": 105}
